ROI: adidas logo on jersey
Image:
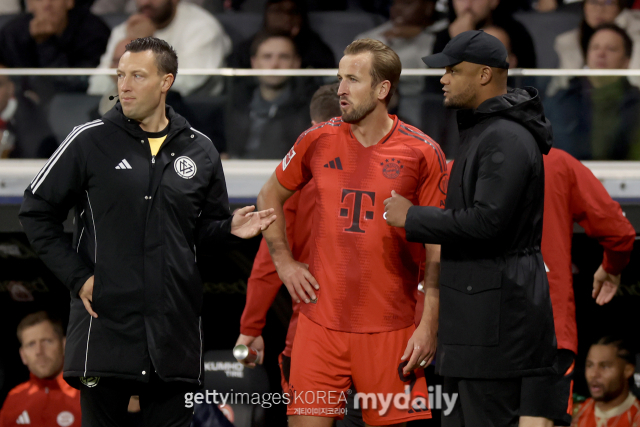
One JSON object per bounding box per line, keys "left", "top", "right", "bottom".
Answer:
{"left": 323, "top": 157, "right": 343, "bottom": 170}
{"left": 16, "top": 410, "right": 30, "bottom": 424}
{"left": 115, "top": 159, "right": 132, "bottom": 169}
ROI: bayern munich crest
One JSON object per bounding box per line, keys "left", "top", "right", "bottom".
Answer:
{"left": 381, "top": 158, "right": 403, "bottom": 179}
{"left": 174, "top": 156, "right": 197, "bottom": 179}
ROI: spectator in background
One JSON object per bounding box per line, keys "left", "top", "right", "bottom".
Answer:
{"left": 88, "top": 0, "right": 231, "bottom": 97}
{"left": 228, "top": 0, "right": 335, "bottom": 69}
{"left": 572, "top": 337, "right": 639, "bottom": 427}
{"left": 545, "top": 24, "right": 640, "bottom": 159}
{"left": 91, "top": 0, "right": 206, "bottom": 14}
{"left": 226, "top": 31, "right": 317, "bottom": 159}
{"left": 355, "top": 0, "right": 447, "bottom": 95}
{"left": 552, "top": 0, "right": 640, "bottom": 92}
{"left": 0, "top": 312, "right": 81, "bottom": 427}
{"left": 432, "top": 0, "right": 537, "bottom": 68}
{"left": 0, "top": 0, "right": 110, "bottom": 99}
{"left": 0, "top": 69, "right": 57, "bottom": 158}
{"left": 483, "top": 25, "right": 518, "bottom": 68}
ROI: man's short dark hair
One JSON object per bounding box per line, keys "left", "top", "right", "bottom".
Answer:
{"left": 310, "top": 83, "right": 341, "bottom": 123}
{"left": 17, "top": 311, "right": 64, "bottom": 345}
{"left": 594, "top": 336, "right": 635, "bottom": 365}
{"left": 250, "top": 30, "right": 298, "bottom": 58}
{"left": 125, "top": 37, "right": 179, "bottom": 78}
{"left": 591, "top": 23, "right": 634, "bottom": 58}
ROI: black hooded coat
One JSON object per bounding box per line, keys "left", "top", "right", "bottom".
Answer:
{"left": 405, "top": 87, "right": 558, "bottom": 379}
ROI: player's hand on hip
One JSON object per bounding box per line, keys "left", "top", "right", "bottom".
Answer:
{"left": 79, "top": 276, "right": 98, "bottom": 319}
{"left": 592, "top": 264, "right": 621, "bottom": 305}
{"left": 235, "top": 334, "right": 264, "bottom": 367}
{"left": 277, "top": 259, "right": 319, "bottom": 304}
{"left": 231, "top": 205, "right": 276, "bottom": 239}
{"left": 384, "top": 190, "right": 413, "bottom": 228}
{"left": 401, "top": 322, "right": 436, "bottom": 375}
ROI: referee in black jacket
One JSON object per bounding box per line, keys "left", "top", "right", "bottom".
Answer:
{"left": 384, "top": 31, "right": 557, "bottom": 427}
{"left": 19, "top": 37, "right": 275, "bottom": 426}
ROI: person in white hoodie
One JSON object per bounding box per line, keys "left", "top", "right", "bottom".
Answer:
{"left": 88, "top": 0, "right": 231, "bottom": 98}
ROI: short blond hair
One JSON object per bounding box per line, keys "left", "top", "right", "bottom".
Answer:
{"left": 343, "top": 39, "right": 401, "bottom": 104}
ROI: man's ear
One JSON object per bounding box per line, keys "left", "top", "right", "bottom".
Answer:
{"left": 480, "top": 66, "right": 493, "bottom": 86}
{"left": 377, "top": 80, "right": 391, "bottom": 102}
{"left": 623, "top": 362, "right": 635, "bottom": 380}
{"left": 19, "top": 347, "right": 27, "bottom": 366}
{"left": 162, "top": 74, "right": 175, "bottom": 93}
{"left": 66, "top": 0, "right": 75, "bottom": 11}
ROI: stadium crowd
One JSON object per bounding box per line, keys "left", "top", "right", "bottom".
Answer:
{"left": 2, "top": 0, "right": 640, "bottom": 159}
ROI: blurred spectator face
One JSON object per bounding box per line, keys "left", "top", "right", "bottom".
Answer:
{"left": 483, "top": 26, "right": 517, "bottom": 68}
{"left": 137, "top": 0, "right": 178, "bottom": 26}
{"left": 27, "top": 0, "right": 73, "bottom": 25}
{"left": 587, "top": 28, "right": 630, "bottom": 69}
{"left": 251, "top": 36, "right": 301, "bottom": 88}
{"left": 337, "top": 53, "right": 379, "bottom": 123}
{"left": 18, "top": 320, "right": 65, "bottom": 380}
{"left": 265, "top": 0, "right": 303, "bottom": 38}
{"left": 452, "top": 0, "right": 499, "bottom": 24}
{"left": 584, "top": 0, "right": 621, "bottom": 29}
{"left": 390, "top": 0, "right": 434, "bottom": 27}
{"left": 0, "top": 74, "right": 15, "bottom": 114}
{"left": 117, "top": 50, "right": 172, "bottom": 121}
{"left": 585, "top": 344, "right": 634, "bottom": 402}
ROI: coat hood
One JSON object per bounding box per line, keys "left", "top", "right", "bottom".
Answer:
{"left": 460, "top": 87, "right": 553, "bottom": 155}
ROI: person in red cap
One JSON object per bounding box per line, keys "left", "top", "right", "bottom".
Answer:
{"left": 0, "top": 311, "right": 81, "bottom": 427}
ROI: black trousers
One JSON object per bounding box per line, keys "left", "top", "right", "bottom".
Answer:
{"left": 79, "top": 372, "right": 195, "bottom": 427}
{"left": 441, "top": 377, "right": 521, "bottom": 427}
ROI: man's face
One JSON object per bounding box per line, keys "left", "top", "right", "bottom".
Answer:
{"left": 251, "top": 37, "right": 300, "bottom": 88}
{"left": 19, "top": 321, "right": 64, "bottom": 380}
{"left": 584, "top": 0, "right": 620, "bottom": 29}
{"left": 27, "top": 0, "right": 73, "bottom": 23}
{"left": 337, "top": 53, "right": 380, "bottom": 124}
{"left": 117, "top": 50, "right": 171, "bottom": 121}
{"left": 452, "top": 0, "right": 498, "bottom": 23}
{"left": 587, "top": 29, "right": 629, "bottom": 70}
{"left": 585, "top": 344, "right": 633, "bottom": 402}
{"left": 440, "top": 62, "right": 481, "bottom": 109}
{"left": 390, "top": 0, "right": 432, "bottom": 27}
{"left": 0, "top": 75, "right": 15, "bottom": 113}
{"left": 265, "top": 0, "right": 303, "bottom": 37}
{"left": 136, "top": 0, "right": 177, "bottom": 26}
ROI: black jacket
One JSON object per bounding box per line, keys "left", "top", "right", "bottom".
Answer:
{"left": 19, "top": 103, "right": 234, "bottom": 386}
{"left": 405, "top": 88, "right": 557, "bottom": 379}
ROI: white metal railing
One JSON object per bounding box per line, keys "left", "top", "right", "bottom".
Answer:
{"left": 2, "top": 68, "right": 640, "bottom": 77}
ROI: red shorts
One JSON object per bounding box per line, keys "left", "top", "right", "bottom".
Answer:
{"left": 287, "top": 313, "right": 431, "bottom": 425}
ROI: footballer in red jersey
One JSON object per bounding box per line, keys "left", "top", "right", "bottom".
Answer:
{"left": 258, "top": 39, "right": 447, "bottom": 426}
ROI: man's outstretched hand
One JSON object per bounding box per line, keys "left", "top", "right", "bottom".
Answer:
{"left": 592, "top": 264, "right": 621, "bottom": 305}
{"left": 231, "top": 206, "right": 276, "bottom": 239}
{"left": 384, "top": 190, "right": 413, "bottom": 228}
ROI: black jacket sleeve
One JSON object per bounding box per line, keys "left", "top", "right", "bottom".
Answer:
{"left": 18, "top": 128, "right": 95, "bottom": 296}
{"left": 196, "top": 155, "right": 235, "bottom": 247}
{"left": 405, "top": 128, "right": 534, "bottom": 244}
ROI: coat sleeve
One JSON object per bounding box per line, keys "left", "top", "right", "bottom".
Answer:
{"left": 195, "top": 155, "right": 234, "bottom": 247}
{"left": 405, "top": 129, "right": 535, "bottom": 244}
{"left": 567, "top": 155, "right": 636, "bottom": 275}
{"left": 18, "top": 126, "right": 96, "bottom": 296}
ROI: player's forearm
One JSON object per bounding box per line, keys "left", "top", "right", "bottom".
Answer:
{"left": 419, "top": 244, "right": 440, "bottom": 330}
{"left": 257, "top": 175, "right": 295, "bottom": 267}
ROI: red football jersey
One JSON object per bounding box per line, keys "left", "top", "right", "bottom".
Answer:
{"left": 542, "top": 148, "right": 635, "bottom": 353}
{"left": 240, "top": 180, "right": 316, "bottom": 356}
{"left": 275, "top": 116, "right": 447, "bottom": 333}
{"left": 571, "top": 395, "right": 640, "bottom": 427}
{"left": 0, "top": 372, "right": 81, "bottom": 427}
